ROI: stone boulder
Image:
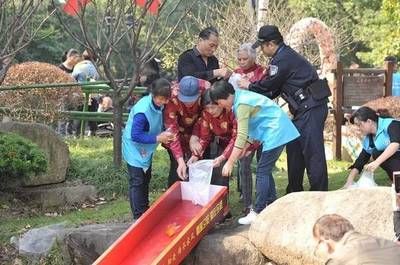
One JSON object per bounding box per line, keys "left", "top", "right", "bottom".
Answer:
{"left": 16, "top": 183, "right": 97, "bottom": 208}
{"left": 0, "top": 121, "right": 69, "bottom": 186}
{"left": 184, "top": 225, "right": 267, "bottom": 265}
{"left": 11, "top": 223, "right": 67, "bottom": 263}
{"left": 249, "top": 187, "right": 394, "bottom": 265}
{"left": 63, "top": 223, "right": 131, "bottom": 265}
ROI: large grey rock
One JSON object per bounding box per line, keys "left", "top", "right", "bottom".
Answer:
{"left": 63, "top": 223, "right": 131, "bottom": 265}
{"left": 184, "top": 225, "right": 268, "bottom": 265}
{"left": 0, "top": 121, "right": 69, "bottom": 186}
{"left": 17, "top": 183, "right": 97, "bottom": 208}
{"left": 249, "top": 187, "right": 394, "bottom": 265}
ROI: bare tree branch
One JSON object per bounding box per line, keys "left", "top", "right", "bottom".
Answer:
{"left": 0, "top": 0, "right": 52, "bottom": 84}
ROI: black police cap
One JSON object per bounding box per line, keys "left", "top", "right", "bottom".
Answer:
{"left": 252, "top": 25, "right": 283, "bottom": 49}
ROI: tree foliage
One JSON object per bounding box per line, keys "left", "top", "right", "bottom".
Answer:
{"left": 356, "top": 0, "right": 400, "bottom": 65}
{"left": 52, "top": 0, "right": 197, "bottom": 167}
{"left": 0, "top": 0, "right": 51, "bottom": 84}
{"left": 287, "top": 0, "right": 399, "bottom": 67}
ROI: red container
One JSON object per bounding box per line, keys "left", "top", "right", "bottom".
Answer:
{"left": 94, "top": 182, "right": 228, "bottom": 265}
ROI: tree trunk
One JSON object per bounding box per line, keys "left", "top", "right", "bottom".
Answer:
{"left": 247, "top": 0, "right": 256, "bottom": 26}
{"left": 113, "top": 97, "right": 124, "bottom": 168}
{"left": 0, "top": 61, "right": 11, "bottom": 85}
{"left": 257, "top": 0, "right": 269, "bottom": 30}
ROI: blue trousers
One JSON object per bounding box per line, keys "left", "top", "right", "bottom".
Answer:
{"left": 127, "top": 164, "right": 152, "bottom": 219}
{"left": 254, "top": 145, "right": 285, "bottom": 213}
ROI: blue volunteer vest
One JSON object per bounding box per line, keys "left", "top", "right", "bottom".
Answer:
{"left": 122, "top": 95, "right": 162, "bottom": 168}
{"left": 233, "top": 89, "right": 300, "bottom": 151}
{"left": 362, "top": 117, "right": 397, "bottom": 154}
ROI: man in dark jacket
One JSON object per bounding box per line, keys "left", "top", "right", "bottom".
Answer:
{"left": 177, "top": 26, "right": 231, "bottom": 83}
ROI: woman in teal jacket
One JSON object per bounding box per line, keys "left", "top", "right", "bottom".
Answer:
{"left": 209, "top": 80, "right": 300, "bottom": 225}
{"left": 343, "top": 106, "right": 400, "bottom": 188}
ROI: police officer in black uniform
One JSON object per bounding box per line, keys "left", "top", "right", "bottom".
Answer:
{"left": 238, "top": 25, "right": 330, "bottom": 192}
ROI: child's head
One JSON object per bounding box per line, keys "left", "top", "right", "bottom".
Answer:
{"left": 209, "top": 80, "right": 235, "bottom": 111}
{"left": 150, "top": 78, "right": 171, "bottom": 107}
{"left": 201, "top": 89, "right": 223, "bottom": 118}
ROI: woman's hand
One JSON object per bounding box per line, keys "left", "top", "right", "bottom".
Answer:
{"left": 364, "top": 161, "right": 380, "bottom": 172}
{"left": 189, "top": 136, "right": 202, "bottom": 157}
{"left": 238, "top": 78, "right": 251, "bottom": 89}
{"left": 156, "top": 131, "right": 175, "bottom": 144}
{"left": 176, "top": 159, "right": 187, "bottom": 180}
{"left": 222, "top": 160, "right": 234, "bottom": 177}
{"left": 341, "top": 180, "right": 354, "bottom": 189}
{"left": 213, "top": 155, "right": 226, "bottom": 168}
{"left": 187, "top": 155, "right": 199, "bottom": 165}
{"left": 342, "top": 168, "right": 359, "bottom": 189}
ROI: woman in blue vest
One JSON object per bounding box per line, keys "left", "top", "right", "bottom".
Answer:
{"left": 209, "top": 80, "right": 300, "bottom": 225}
{"left": 122, "top": 78, "right": 175, "bottom": 220}
{"left": 343, "top": 106, "right": 400, "bottom": 188}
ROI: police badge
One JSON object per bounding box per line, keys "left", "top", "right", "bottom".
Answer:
{"left": 269, "top": 65, "right": 278, "bottom": 76}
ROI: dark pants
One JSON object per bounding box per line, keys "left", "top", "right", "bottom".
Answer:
{"left": 394, "top": 211, "right": 400, "bottom": 241}
{"left": 372, "top": 151, "right": 400, "bottom": 241}
{"left": 167, "top": 150, "right": 181, "bottom": 187}
{"left": 254, "top": 145, "right": 285, "bottom": 213}
{"left": 239, "top": 150, "right": 256, "bottom": 209}
{"left": 372, "top": 150, "right": 400, "bottom": 182}
{"left": 127, "top": 164, "right": 152, "bottom": 219}
{"left": 238, "top": 145, "right": 262, "bottom": 208}
{"left": 205, "top": 140, "right": 228, "bottom": 189}
{"left": 286, "top": 103, "right": 328, "bottom": 193}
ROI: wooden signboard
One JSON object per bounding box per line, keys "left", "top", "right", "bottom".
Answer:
{"left": 343, "top": 75, "right": 385, "bottom": 107}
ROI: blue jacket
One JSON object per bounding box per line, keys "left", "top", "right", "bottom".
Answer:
{"left": 122, "top": 95, "right": 162, "bottom": 168}
{"left": 233, "top": 89, "right": 300, "bottom": 151}
{"left": 362, "top": 117, "right": 397, "bottom": 154}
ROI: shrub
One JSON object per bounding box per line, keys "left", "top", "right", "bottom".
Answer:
{"left": 0, "top": 132, "right": 47, "bottom": 180}
{"left": 0, "top": 61, "right": 83, "bottom": 123}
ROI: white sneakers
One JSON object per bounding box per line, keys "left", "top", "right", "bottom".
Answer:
{"left": 238, "top": 209, "right": 258, "bottom": 225}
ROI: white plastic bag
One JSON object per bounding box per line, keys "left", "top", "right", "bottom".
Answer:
{"left": 188, "top": 159, "right": 214, "bottom": 206}
{"left": 228, "top": 73, "right": 242, "bottom": 90}
{"left": 351, "top": 170, "right": 377, "bottom": 188}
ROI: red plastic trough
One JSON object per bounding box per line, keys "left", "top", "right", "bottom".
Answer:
{"left": 94, "top": 182, "right": 228, "bottom": 265}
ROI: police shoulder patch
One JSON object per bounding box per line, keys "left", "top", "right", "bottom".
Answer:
{"left": 269, "top": 65, "right": 278, "bottom": 76}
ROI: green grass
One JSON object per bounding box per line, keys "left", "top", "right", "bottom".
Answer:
{"left": 66, "top": 138, "right": 170, "bottom": 197}
{"left": 0, "top": 137, "right": 392, "bottom": 256}
{"left": 0, "top": 199, "right": 131, "bottom": 244}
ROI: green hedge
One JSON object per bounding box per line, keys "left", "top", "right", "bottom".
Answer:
{"left": 0, "top": 132, "right": 47, "bottom": 179}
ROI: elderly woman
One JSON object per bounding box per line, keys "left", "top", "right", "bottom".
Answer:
{"left": 230, "top": 43, "right": 266, "bottom": 215}
{"left": 232, "top": 42, "right": 265, "bottom": 84}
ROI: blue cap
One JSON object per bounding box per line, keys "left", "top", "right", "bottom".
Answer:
{"left": 178, "top": 76, "right": 200, "bottom": 103}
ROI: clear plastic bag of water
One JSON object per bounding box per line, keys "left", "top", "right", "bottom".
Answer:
{"left": 188, "top": 159, "right": 214, "bottom": 206}
{"left": 351, "top": 170, "right": 377, "bottom": 188}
